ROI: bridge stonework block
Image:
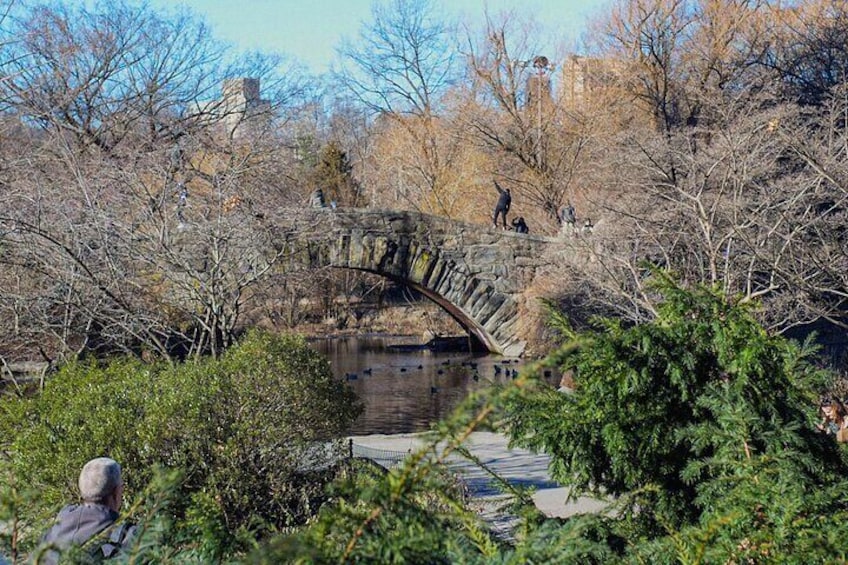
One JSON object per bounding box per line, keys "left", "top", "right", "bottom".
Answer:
{"left": 483, "top": 299, "right": 518, "bottom": 335}
{"left": 408, "top": 248, "right": 435, "bottom": 286}
{"left": 475, "top": 293, "right": 506, "bottom": 323}
{"left": 272, "top": 208, "right": 559, "bottom": 356}
{"left": 465, "top": 245, "right": 515, "bottom": 273}
{"left": 389, "top": 237, "right": 411, "bottom": 277}
{"left": 468, "top": 283, "right": 495, "bottom": 317}
{"left": 420, "top": 255, "right": 446, "bottom": 291}
{"left": 372, "top": 237, "right": 395, "bottom": 272}
{"left": 330, "top": 235, "right": 351, "bottom": 266}
{"left": 437, "top": 269, "right": 466, "bottom": 302}
{"left": 348, "top": 232, "right": 367, "bottom": 268}
{"left": 363, "top": 234, "right": 380, "bottom": 270}
{"left": 404, "top": 240, "right": 420, "bottom": 278}
{"left": 459, "top": 277, "right": 486, "bottom": 311}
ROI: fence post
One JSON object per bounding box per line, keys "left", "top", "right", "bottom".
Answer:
{"left": 348, "top": 438, "right": 353, "bottom": 459}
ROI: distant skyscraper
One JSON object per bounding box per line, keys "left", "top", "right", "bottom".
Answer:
{"left": 196, "top": 78, "right": 272, "bottom": 140}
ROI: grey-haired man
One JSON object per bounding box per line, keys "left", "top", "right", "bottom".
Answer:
{"left": 39, "top": 458, "right": 136, "bottom": 563}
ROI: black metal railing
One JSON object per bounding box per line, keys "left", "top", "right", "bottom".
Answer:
{"left": 348, "top": 439, "right": 410, "bottom": 469}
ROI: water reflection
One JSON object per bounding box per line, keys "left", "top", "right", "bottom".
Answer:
{"left": 309, "top": 335, "right": 556, "bottom": 435}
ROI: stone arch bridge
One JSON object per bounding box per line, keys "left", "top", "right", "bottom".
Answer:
{"left": 270, "top": 209, "right": 563, "bottom": 357}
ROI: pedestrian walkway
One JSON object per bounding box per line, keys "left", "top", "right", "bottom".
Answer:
{"left": 349, "top": 431, "right": 609, "bottom": 537}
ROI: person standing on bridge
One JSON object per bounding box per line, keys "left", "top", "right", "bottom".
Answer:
{"left": 310, "top": 187, "right": 327, "bottom": 208}
{"left": 492, "top": 181, "right": 511, "bottom": 230}
{"left": 560, "top": 201, "right": 575, "bottom": 227}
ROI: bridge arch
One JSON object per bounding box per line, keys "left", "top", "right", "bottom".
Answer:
{"left": 275, "top": 209, "right": 558, "bottom": 356}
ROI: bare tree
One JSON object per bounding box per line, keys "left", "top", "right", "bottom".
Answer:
{"left": 0, "top": 1, "right": 318, "bottom": 361}
{"left": 462, "top": 13, "right": 592, "bottom": 228}
{"left": 335, "top": 0, "right": 456, "bottom": 117}
{"left": 758, "top": 1, "right": 848, "bottom": 106}
{"left": 335, "top": 0, "right": 468, "bottom": 216}
{"left": 554, "top": 0, "right": 848, "bottom": 338}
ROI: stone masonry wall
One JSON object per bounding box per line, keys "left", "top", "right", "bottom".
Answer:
{"left": 267, "top": 208, "right": 560, "bottom": 356}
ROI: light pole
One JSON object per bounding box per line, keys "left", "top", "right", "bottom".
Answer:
{"left": 531, "top": 55, "right": 553, "bottom": 166}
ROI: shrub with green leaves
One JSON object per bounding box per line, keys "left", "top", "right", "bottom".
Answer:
{"left": 0, "top": 330, "right": 361, "bottom": 558}
{"left": 503, "top": 274, "right": 848, "bottom": 539}
{"left": 250, "top": 438, "right": 503, "bottom": 564}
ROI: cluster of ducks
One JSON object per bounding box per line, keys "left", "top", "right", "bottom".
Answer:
{"left": 343, "top": 358, "right": 529, "bottom": 393}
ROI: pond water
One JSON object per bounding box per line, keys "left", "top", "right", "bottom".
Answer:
{"left": 309, "top": 335, "right": 558, "bottom": 435}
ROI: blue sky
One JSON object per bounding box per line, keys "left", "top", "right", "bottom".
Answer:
{"left": 148, "top": 0, "right": 610, "bottom": 73}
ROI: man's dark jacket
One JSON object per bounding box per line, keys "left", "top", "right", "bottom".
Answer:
{"left": 39, "top": 503, "right": 133, "bottom": 564}
{"left": 494, "top": 183, "right": 511, "bottom": 211}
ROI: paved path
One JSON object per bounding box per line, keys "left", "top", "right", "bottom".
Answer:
{"left": 349, "top": 431, "right": 608, "bottom": 536}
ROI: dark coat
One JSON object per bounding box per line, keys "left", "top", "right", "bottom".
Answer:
{"left": 40, "top": 503, "right": 134, "bottom": 564}
{"left": 512, "top": 217, "right": 529, "bottom": 233}
{"left": 494, "top": 182, "right": 511, "bottom": 211}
